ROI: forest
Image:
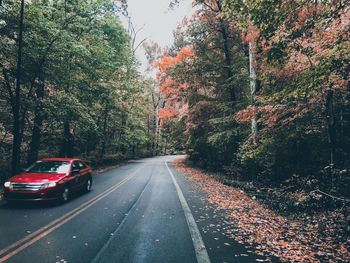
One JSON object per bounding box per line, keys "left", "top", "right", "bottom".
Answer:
{"left": 1, "top": 0, "right": 350, "bottom": 206}
{"left": 0, "top": 0, "right": 167, "bottom": 181}
{"left": 154, "top": 0, "right": 350, "bottom": 209}
{"left": 1, "top": 1, "right": 349, "bottom": 261}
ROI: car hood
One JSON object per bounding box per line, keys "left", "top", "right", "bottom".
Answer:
{"left": 10, "top": 173, "right": 67, "bottom": 183}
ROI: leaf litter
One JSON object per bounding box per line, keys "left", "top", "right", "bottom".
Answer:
{"left": 174, "top": 159, "right": 350, "bottom": 263}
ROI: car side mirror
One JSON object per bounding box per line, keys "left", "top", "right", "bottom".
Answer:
{"left": 71, "top": 169, "right": 80, "bottom": 176}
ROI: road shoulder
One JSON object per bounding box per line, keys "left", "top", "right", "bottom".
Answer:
{"left": 167, "top": 161, "right": 277, "bottom": 263}
{"left": 171, "top": 158, "right": 350, "bottom": 263}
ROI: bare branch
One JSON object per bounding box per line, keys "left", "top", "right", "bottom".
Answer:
{"left": 133, "top": 37, "right": 148, "bottom": 53}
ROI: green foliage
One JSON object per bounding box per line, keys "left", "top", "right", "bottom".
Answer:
{"left": 163, "top": 0, "right": 250, "bottom": 170}
{"left": 0, "top": 0, "right": 153, "bottom": 180}
{"left": 164, "top": 0, "right": 350, "bottom": 195}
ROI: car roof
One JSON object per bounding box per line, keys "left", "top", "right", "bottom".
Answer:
{"left": 39, "top": 158, "right": 81, "bottom": 162}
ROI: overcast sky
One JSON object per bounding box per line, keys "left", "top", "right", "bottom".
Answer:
{"left": 122, "top": 0, "right": 194, "bottom": 73}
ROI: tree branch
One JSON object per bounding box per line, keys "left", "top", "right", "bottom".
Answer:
{"left": 1, "top": 66, "right": 15, "bottom": 111}
{"left": 310, "top": 189, "right": 350, "bottom": 202}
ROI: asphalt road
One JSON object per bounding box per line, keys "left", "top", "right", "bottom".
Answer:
{"left": 0, "top": 156, "right": 277, "bottom": 263}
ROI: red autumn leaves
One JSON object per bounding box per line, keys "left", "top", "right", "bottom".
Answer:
{"left": 174, "top": 159, "right": 350, "bottom": 263}
{"left": 152, "top": 46, "right": 194, "bottom": 122}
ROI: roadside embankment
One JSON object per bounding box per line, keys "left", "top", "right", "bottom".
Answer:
{"left": 174, "top": 159, "right": 350, "bottom": 263}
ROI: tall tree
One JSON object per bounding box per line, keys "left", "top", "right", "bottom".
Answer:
{"left": 0, "top": 0, "right": 153, "bottom": 181}
{"left": 11, "top": 0, "right": 25, "bottom": 175}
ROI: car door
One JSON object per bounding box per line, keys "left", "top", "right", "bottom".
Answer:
{"left": 76, "top": 161, "right": 90, "bottom": 189}
{"left": 70, "top": 161, "right": 82, "bottom": 190}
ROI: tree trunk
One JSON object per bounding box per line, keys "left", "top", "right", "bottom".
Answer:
{"left": 217, "top": 0, "right": 235, "bottom": 101}
{"left": 100, "top": 105, "right": 109, "bottom": 157}
{"left": 326, "top": 86, "right": 336, "bottom": 166}
{"left": 118, "top": 112, "right": 127, "bottom": 154}
{"left": 326, "top": 86, "right": 336, "bottom": 189}
{"left": 11, "top": 0, "right": 25, "bottom": 176}
{"left": 164, "top": 136, "right": 168, "bottom": 155}
{"left": 219, "top": 18, "right": 235, "bottom": 101}
{"left": 132, "top": 145, "right": 136, "bottom": 157}
{"left": 27, "top": 78, "right": 45, "bottom": 165}
{"left": 249, "top": 40, "right": 258, "bottom": 143}
{"left": 61, "top": 122, "right": 74, "bottom": 157}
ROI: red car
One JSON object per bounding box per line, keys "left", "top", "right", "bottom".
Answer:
{"left": 3, "top": 158, "right": 92, "bottom": 202}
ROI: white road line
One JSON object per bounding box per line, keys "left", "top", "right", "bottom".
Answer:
{"left": 165, "top": 162, "right": 211, "bottom": 263}
{"left": 91, "top": 173, "right": 153, "bottom": 263}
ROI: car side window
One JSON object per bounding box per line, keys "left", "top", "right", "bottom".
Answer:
{"left": 78, "top": 161, "right": 87, "bottom": 169}
{"left": 72, "top": 161, "right": 80, "bottom": 171}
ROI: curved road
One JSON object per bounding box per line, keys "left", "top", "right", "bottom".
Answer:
{"left": 0, "top": 156, "right": 276, "bottom": 263}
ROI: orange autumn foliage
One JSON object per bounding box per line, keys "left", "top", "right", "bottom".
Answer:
{"left": 259, "top": 6, "right": 350, "bottom": 77}
{"left": 235, "top": 100, "right": 319, "bottom": 129}
{"left": 238, "top": 6, "right": 350, "bottom": 131}
{"left": 159, "top": 108, "right": 177, "bottom": 119}
{"left": 241, "top": 24, "right": 260, "bottom": 43}
{"left": 153, "top": 46, "right": 195, "bottom": 76}
{"left": 153, "top": 46, "right": 195, "bottom": 124}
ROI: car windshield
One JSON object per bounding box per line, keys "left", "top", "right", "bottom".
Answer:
{"left": 26, "top": 161, "right": 71, "bottom": 173}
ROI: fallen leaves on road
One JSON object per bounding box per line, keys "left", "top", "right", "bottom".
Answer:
{"left": 174, "top": 160, "right": 350, "bottom": 263}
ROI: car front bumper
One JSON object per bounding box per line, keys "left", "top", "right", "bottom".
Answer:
{"left": 4, "top": 188, "right": 62, "bottom": 202}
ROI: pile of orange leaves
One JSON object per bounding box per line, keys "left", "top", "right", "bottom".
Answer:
{"left": 174, "top": 159, "right": 349, "bottom": 263}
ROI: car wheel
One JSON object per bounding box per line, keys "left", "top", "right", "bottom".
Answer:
{"left": 61, "top": 186, "right": 70, "bottom": 202}
{"left": 85, "top": 178, "right": 92, "bottom": 192}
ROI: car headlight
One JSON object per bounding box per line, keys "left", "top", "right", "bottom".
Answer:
{"left": 41, "top": 182, "right": 57, "bottom": 189}
{"left": 4, "top": 181, "right": 11, "bottom": 188}
{"left": 48, "top": 182, "right": 57, "bottom": 187}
